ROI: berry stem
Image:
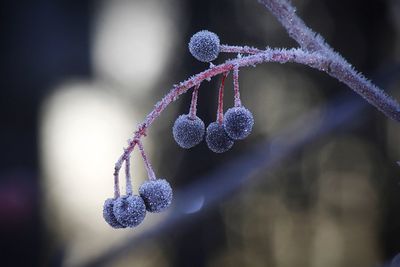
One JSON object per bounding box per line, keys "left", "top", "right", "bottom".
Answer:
{"left": 233, "top": 65, "right": 242, "bottom": 107}
{"left": 217, "top": 72, "right": 229, "bottom": 125}
{"left": 137, "top": 140, "right": 156, "bottom": 181}
{"left": 113, "top": 169, "right": 120, "bottom": 199}
{"left": 220, "top": 45, "right": 263, "bottom": 54}
{"left": 125, "top": 154, "right": 133, "bottom": 195}
{"left": 189, "top": 83, "right": 200, "bottom": 119}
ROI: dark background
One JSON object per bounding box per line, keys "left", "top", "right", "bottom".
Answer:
{"left": 0, "top": 0, "right": 399, "bottom": 266}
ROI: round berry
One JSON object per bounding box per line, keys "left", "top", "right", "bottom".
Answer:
{"left": 172, "top": 114, "right": 205, "bottom": 149}
{"left": 103, "top": 198, "right": 126, "bottom": 228}
{"left": 206, "top": 122, "right": 234, "bottom": 153}
{"left": 188, "top": 30, "right": 220, "bottom": 62}
{"left": 113, "top": 195, "right": 146, "bottom": 228}
{"left": 139, "top": 179, "right": 173, "bottom": 213}
{"left": 223, "top": 107, "right": 254, "bottom": 140}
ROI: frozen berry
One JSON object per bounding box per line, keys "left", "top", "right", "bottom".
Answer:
{"left": 223, "top": 107, "right": 254, "bottom": 140}
{"left": 206, "top": 122, "right": 234, "bottom": 153}
{"left": 113, "top": 195, "right": 146, "bottom": 228}
{"left": 189, "top": 30, "right": 220, "bottom": 62}
{"left": 103, "top": 198, "right": 126, "bottom": 228}
{"left": 172, "top": 114, "right": 205, "bottom": 149}
{"left": 139, "top": 179, "right": 173, "bottom": 213}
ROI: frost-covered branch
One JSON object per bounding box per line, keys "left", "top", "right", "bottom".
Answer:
{"left": 258, "top": 0, "right": 400, "bottom": 122}
{"left": 113, "top": 46, "right": 400, "bottom": 197}
{"left": 107, "top": 0, "right": 400, "bottom": 229}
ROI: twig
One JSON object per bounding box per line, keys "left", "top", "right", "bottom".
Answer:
{"left": 233, "top": 65, "right": 241, "bottom": 107}
{"left": 113, "top": 47, "right": 400, "bottom": 189}
{"left": 125, "top": 154, "right": 132, "bottom": 195}
{"left": 189, "top": 83, "right": 200, "bottom": 119}
{"left": 258, "top": 0, "right": 400, "bottom": 122}
{"left": 217, "top": 72, "right": 229, "bottom": 125}
{"left": 220, "top": 44, "right": 263, "bottom": 54}
{"left": 137, "top": 140, "right": 156, "bottom": 181}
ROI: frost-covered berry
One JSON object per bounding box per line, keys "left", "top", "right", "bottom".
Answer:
{"left": 172, "top": 114, "right": 205, "bottom": 149}
{"left": 103, "top": 198, "right": 126, "bottom": 228}
{"left": 189, "top": 30, "right": 220, "bottom": 62}
{"left": 139, "top": 179, "right": 173, "bottom": 213}
{"left": 223, "top": 107, "right": 254, "bottom": 140}
{"left": 113, "top": 195, "right": 146, "bottom": 228}
{"left": 206, "top": 122, "right": 234, "bottom": 153}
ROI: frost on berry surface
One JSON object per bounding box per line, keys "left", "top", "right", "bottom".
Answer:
{"left": 223, "top": 107, "right": 254, "bottom": 140}
{"left": 189, "top": 30, "right": 220, "bottom": 62}
{"left": 206, "top": 122, "right": 234, "bottom": 153}
{"left": 113, "top": 195, "right": 146, "bottom": 228}
{"left": 103, "top": 198, "right": 126, "bottom": 228}
{"left": 139, "top": 179, "right": 173, "bottom": 213}
{"left": 172, "top": 114, "right": 205, "bottom": 149}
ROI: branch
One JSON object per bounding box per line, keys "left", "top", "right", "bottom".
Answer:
{"left": 113, "top": 46, "right": 400, "bottom": 187}
{"left": 258, "top": 0, "right": 400, "bottom": 122}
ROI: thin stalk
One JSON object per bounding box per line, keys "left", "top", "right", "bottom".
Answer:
{"left": 217, "top": 72, "right": 229, "bottom": 125}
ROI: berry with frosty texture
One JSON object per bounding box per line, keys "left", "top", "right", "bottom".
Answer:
{"left": 189, "top": 30, "right": 220, "bottom": 62}
{"left": 173, "top": 114, "right": 205, "bottom": 149}
{"left": 223, "top": 107, "right": 254, "bottom": 140}
{"left": 103, "top": 198, "right": 126, "bottom": 228}
{"left": 113, "top": 195, "right": 146, "bottom": 227}
{"left": 206, "top": 122, "right": 234, "bottom": 153}
{"left": 139, "top": 179, "right": 173, "bottom": 213}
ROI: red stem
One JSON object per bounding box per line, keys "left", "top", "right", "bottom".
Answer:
{"left": 137, "top": 140, "right": 156, "bottom": 180}
{"left": 125, "top": 154, "right": 132, "bottom": 195}
{"left": 189, "top": 83, "right": 200, "bottom": 119}
{"left": 113, "top": 171, "right": 120, "bottom": 199}
{"left": 217, "top": 72, "right": 229, "bottom": 125}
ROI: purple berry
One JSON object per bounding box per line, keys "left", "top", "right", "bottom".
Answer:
{"left": 113, "top": 195, "right": 146, "bottom": 228}
{"left": 206, "top": 122, "right": 234, "bottom": 153}
{"left": 189, "top": 30, "right": 220, "bottom": 62}
{"left": 103, "top": 198, "right": 126, "bottom": 228}
{"left": 139, "top": 179, "right": 173, "bottom": 213}
{"left": 223, "top": 107, "right": 254, "bottom": 140}
{"left": 172, "top": 114, "right": 205, "bottom": 149}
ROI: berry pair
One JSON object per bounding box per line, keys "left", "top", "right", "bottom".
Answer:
{"left": 206, "top": 106, "right": 254, "bottom": 153}
{"left": 103, "top": 179, "right": 173, "bottom": 228}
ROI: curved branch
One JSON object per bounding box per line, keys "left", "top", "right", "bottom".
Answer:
{"left": 113, "top": 47, "right": 400, "bottom": 185}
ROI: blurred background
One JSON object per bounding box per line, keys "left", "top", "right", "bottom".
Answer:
{"left": 0, "top": 0, "right": 400, "bottom": 266}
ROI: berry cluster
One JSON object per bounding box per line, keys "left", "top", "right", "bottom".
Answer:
{"left": 103, "top": 178, "right": 173, "bottom": 228}
{"left": 173, "top": 30, "right": 254, "bottom": 153}
{"left": 105, "top": 30, "right": 257, "bottom": 229}
{"left": 103, "top": 140, "right": 173, "bottom": 229}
